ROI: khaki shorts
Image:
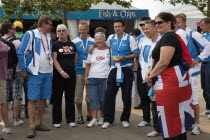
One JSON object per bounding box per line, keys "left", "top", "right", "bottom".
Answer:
{"left": 0, "top": 80, "right": 6, "bottom": 104}
{"left": 75, "top": 74, "right": 90, "bottom": 104}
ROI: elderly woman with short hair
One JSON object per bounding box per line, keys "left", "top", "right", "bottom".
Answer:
{"left": 85, "top": 32, "right": 110, "bottom": 128}
{"left": 52, "top": 24, "right": 77, "bottom": 128}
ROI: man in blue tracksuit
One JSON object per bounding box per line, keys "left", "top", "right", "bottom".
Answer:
{"left": 200, "top": 17, "right": 210, "bottom": 119}
{"left": 135, "top": 17, "right": 151, "bottom": 110}
{"left": 138, "top": 20, "right": 161, "bottom": 137}
{"left": 18, "top": 15, "right": 53, "bottom": 138}
{"left": 102, "top": 19, "right": 139, "bottom": 129}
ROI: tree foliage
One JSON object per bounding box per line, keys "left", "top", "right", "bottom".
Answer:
{"left": 158, "top": 0, "right": 210, "bottom": 17}
{"left": 1, "top": 0, "right": 132, "bottom": 25}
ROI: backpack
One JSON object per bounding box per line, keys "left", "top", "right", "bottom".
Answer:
{"left": 0, "top": 37, "right": 18, "bottom": 68}
{"left": 176, "top": 34, "right": 192, "bottom": 71}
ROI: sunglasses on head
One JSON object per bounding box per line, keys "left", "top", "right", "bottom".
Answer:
{"left": 139, "top": 24, "right": 145, "bottom": 27}
{"left": 155, "top": 21, "right": 165, "bottom": 25}
{"left": 58, "top": 30, "right": 65, "bottom": 32}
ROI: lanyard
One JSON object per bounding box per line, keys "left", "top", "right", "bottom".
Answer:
{"left": 80, "top": 37, "right": 89, "bottom": 57}
{"left": 174, "top": 27, "right": 180, "bottom": 33}
{"left": 38, "top": 29, "right": 50, "bottom": 53}
{"left": 40, "top": 34, "right": 49, "bottom": 52}
{"left": 116, "top": 33, "right": 125, "bottom": 56}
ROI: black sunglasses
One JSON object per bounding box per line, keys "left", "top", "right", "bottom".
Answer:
{"left": 12, "top": 28, "right": 16, "bottom": 30}
{"left": 58, "top": 30, "right": 66, "bottom": 32}
{"left": 47, "top": 23, "right": 53, "bottom": 26}
{"left": 139, "top": 24, "right": 145, "bottom": 27}
{"left": 155, "top": 21, "right": 165, "bottom": 25}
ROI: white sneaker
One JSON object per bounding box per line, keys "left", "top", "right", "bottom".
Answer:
{"left": 54, "top": 124, "right": 61, "bottom": 128}
{"left": 200, "top": 110, "right": 210, "bottom": 116}
{"left": 207, "top": 114, "right": 210, "bottom": 119}
{"left": 87, "top": 119, "right": 98, "bottom": 128}
{"left": 98, "top": 117, "right": 104, "bottom": 126}
{"left": 122, "top": 121, "right": 129, "bottom": 128}
{"left": 14, "top": 119, "right": 24, "bottom": 127}
{"left": 191, "top": 124, "right": 201, "bottom": 135}
{"left": 138, "top": 121, "right": 151, "bottom": 127}
{"left": 69, "top": 122, "right": 76, "bottom": 128}
{"left": 0, "top": 121, "right": 5, "bottom": 127}
{"left": 147, "top": 131, "right": 159, "bottom": 137}
{"left": 101, "top": 122, "right": 112, "bottom": 129}
{"left": 2, "top": 127, "right": 11, "bottom": 134}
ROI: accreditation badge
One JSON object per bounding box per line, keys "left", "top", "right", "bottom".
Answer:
{"left": 83, "top": 60, "right": 86, "bottom": 68}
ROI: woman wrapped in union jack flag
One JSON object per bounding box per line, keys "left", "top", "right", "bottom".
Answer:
{"left": 146, "top": 12, "right": 194, "bottom": 140}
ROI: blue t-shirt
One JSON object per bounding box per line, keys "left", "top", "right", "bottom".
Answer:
{"left": 107, "top": 33, "right": 139, "bottom": 67}
{"left": 72, "top": 37, "right": 95, "bottom": 74}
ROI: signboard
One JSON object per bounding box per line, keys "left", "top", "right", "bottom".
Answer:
{"left": 67, "top": 9, "right": 148, "bottom": 19}
{"left": 0, "top": 6, "right": 148, "bottom": 20}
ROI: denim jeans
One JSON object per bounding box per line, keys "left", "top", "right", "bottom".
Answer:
{"left": 201, "top": 63, "right": 210, "bottom": 110}
{"left": 88, "top": 78, "right": 107, "bottom": 110}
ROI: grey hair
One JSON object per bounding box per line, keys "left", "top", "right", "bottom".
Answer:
{"left": 94, "top": 32, "right": 106, "bottom": 40}
{"left": 56, "top": 24, "right": 69, "bottom": 37}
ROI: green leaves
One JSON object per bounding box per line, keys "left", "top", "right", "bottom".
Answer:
{"left": 158, "top": 0, "right": 208, "bottom": 16}
{"left": 1, "top": 0, "right": 132, "bottom": 24}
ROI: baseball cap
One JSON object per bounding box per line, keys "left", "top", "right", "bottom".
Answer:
{"left": 13, "top": 21, "right": 23, "bottom": 29}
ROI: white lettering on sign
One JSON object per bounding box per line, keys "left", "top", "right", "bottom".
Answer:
{"left": 99, "top": 10, "right": 136, "bottom": 19}
{"left": 99, "top": 10, "right": 111, "bottom": 18}
{"left": 120, "top": 10, "right": 136, "bottom": 18}
{"left": 112, "top": 10, "right": 118, "bottom": 17}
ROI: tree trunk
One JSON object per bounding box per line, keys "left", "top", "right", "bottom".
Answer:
{"left": 62, "top": 10, "right": 67, "bottom": 26}
{"left": 208, "top": 0, "right": 210, "bottom": 17}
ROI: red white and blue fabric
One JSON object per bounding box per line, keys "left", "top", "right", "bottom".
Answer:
{"left": 154, "top": 65, "right": 194, "bottom": 138}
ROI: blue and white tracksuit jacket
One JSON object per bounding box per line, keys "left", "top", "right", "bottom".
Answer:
{"left": 18, "top": 29, "right": 53, "bottom": 75}
{"left": 138, "top": 36, "right": 161, "bottom": 82}
{"left": 185, "top": 27, "right": 210, "bottom": 63}
{"left": 107, "top": 33, "right": 139, "bottom": 85}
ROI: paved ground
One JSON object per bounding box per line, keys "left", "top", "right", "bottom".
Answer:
{"left": 2, "top": 104, "right": 210, "bottom": 140}
{"left": 1, "top": 76, "right": 210, "bottom": 140}
{"left": 2, "top": 99, "right": 210, "bottom": 140}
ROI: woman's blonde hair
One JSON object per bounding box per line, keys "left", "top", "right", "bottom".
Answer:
{"left": 56, "top": 24, "right": 69, "bottom": 37}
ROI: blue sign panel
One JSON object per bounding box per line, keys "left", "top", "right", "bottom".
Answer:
{"left": 67, "top": 9, "right": 148, "bottom": 19}
{"left": 0, "top": 7, "right": 148, "bottom": 20}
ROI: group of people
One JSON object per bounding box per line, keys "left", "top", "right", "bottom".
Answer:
{"left": 134, "top": 13, "right": 210, "bottom": 140}
{"left": 0, "top": 20, "right": 25, "bottom": 140}
{"left": 0, "top": 12, "right": 210, "bottom": 140}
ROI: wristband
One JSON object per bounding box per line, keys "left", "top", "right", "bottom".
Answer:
{"left": 60, "top": 70, "right": 64, "bottom": 74}
{"left": 123, "top": 56, "right": 126, "bottom": 60}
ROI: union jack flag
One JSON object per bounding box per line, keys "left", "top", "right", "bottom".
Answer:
{"left": 154, "top": 65, "right": 195, "bottom": 138}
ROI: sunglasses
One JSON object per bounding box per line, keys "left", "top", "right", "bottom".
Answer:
{"left": 155, "top": 21, "right": 165, "bottom": 25}
{"left": 47, "top": 23, "right": 53, "bottom": 26}
{"left": 58, "top": 30, "right": 66, "bottom": 32}
{"left": 139, "top": 24, "right": 145, "bottom": 27}
{"left": 12, "top": 28, "right": 16, "bottom": 30}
